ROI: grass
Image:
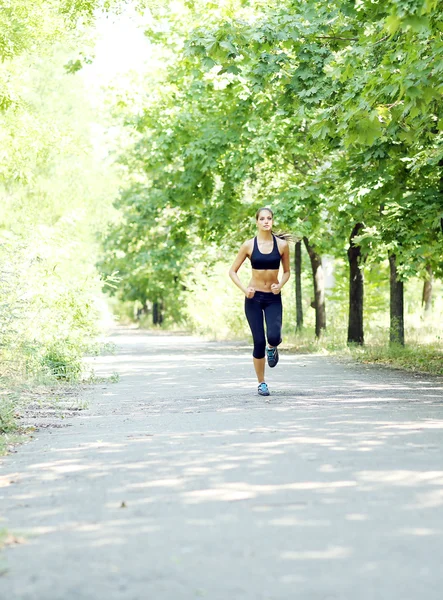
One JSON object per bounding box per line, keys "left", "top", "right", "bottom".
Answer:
{"left": 0, "top": 392, "right": 18, "bottom": 436}
{"left": 0, "top": 339, "right": 120, "bottom": 454}
{"left": 0, "top": 381, "right": 88, "bottom": 455}
{"left": 0, "top": 433, "right": 25, "bottom": 456}
{"left": 282, "top": 326, "right": 443, "bottom": 376}
{"left": 1, "top": 371, "right": 120, "bottom": 456}
{"left": 350, "top": 343, "right": 443, "bottom": 375}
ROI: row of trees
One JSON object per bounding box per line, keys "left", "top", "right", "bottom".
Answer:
{"left": 101, "top": 0, "right": 442, "bottom": 345}
{"left": 0, "top": 1, "right": 125, "bottom": 384}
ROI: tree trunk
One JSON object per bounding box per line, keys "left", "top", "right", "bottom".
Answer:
{"left": 153, "top": 301, "right": 163, "bottom": 325}
{"left": 347, "top": 223, "right": 364, "bottom": 345}
{"left": 136, "top": 301, "right": 148, "bottom": 320}
{"left": 422, "top": 265, "right": 433, "bottom": 317}
{"left": 295, "top": 240, "right": 303, "bottom": 331}
{"left": 303, "top": 237, "right": 326, "bottom": 338}
{"left": 389, "top": 253, "right": 404, "bottom": 345}
{"left": 439, "top": 157, "right": 443, "bottom": 234}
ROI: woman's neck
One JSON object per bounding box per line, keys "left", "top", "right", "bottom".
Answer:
{"left": 257, "top": 231, "right": 273, "bottom": 241}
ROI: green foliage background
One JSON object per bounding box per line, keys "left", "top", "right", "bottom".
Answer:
{"left": 0, "top": 3, "right": 119, "bottom": 440}
{"left": 99, "top": 0, "right": 442, "bottom": 348}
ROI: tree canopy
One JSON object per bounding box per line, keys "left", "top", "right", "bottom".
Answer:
{"left": 99, "top": 0, "right": 442, "bottom": 341}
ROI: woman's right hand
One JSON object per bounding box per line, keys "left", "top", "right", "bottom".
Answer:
{"left": 245, "top": 287, "right": 255, "bottom": 298}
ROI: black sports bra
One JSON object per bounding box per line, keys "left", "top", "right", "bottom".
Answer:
{"left": 250, "top": 235, "right": 281, "bottom": 270}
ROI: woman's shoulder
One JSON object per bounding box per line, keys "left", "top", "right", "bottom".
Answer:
{"left": 240, "top": 238, "right": 255, "bottom": 254}
{"left": 275, "top": 236, "right": 289, "bottom": 251}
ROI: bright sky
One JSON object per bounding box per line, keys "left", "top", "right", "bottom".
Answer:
{"left": 81, "top": 8, "right": 153, "bottom": 89}
{"left": 79, "top": 9, "right": 156, "bottom": 160}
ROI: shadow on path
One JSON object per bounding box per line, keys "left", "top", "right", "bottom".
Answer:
{"left": 1, "top": 329, "right": 443, "bottom": 600}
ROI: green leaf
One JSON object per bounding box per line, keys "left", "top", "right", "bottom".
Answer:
{"left": 202, "top": 56, "right": 217, "bottom": 69}
{"left": 385, "top": 15, "right": 401, "bottom": 34}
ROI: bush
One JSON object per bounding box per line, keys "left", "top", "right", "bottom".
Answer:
{"left": 40, "top": 342, "right": 84, "bottom": 382}
{"left": 0, "top": 395, "right": 17, "bottom": 435}
{"left": 0, "top": 233, "right": 106, "bottom": 440}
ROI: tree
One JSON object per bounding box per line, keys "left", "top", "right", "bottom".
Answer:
{"left": 0, "top": 6, "right": 119, "bottom": 381}
{"left": 347, "top": 223, "right": 365, "bottom": 345}
{"left": 184, "top": 0, "right": 443, "bottom": 343}
{"left": 294, "top": 240, "right": 303, "bottom": 330}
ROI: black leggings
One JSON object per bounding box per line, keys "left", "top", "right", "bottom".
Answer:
{"left": 244, "top": 291, "right": 282, "bottom": 359}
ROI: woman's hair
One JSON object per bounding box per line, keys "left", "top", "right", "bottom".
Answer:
{"left": 255, "top": 207, "right": 273, "bottom": 220}
{"left": 255, "top": 207, "right": 293, "bottom": 242}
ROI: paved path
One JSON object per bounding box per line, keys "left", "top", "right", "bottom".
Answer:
{"left": 1, "top": 328, "right": 443, "bottom": 600}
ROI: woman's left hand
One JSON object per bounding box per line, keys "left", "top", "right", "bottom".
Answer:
{"left": 270, "top": 283, "right": 281, "bottom": 295}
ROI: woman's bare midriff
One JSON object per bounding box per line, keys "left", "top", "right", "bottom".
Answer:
{"left": 249, "top": 268, "right": 280, "bottom": 292}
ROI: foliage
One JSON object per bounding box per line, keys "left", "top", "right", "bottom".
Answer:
{"left": 100, "top": 0, "right": 443, "bottom": 338}
{"left": 183, "top": 0, "right": 443, "bottom": 272}
{"left": 0, "top": 5, "right": 120, "bottom": 438}
{"left": 0, "top": 394, "right": 17, "bottom": 435}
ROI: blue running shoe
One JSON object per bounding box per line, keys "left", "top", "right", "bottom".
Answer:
{"left": 266, "top": 346, "right": 279, "bottom": 368}
{"left": 258, "top": 382, "right": 270, "bottom": 396}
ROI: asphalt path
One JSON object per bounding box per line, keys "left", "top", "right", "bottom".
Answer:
{"left": 1, "top": 328, "right": 443, "bottom": 600}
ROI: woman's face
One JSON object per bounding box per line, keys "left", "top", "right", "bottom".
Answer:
{"left": 256, "top": 210, "right": 273, "bottom": 232}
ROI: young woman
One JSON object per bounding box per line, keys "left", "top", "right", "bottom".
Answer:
{"left": 229, "top": 207, "right": 291, "bottom": 397}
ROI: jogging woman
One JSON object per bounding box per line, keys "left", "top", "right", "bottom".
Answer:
{"left": 229, "top": 207, "right": 291, "bottom": 397}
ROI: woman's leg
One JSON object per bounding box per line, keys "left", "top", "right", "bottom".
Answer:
{"left": 264, "top": 296, "right": 283, "bottom": 348}
{"left": 252, "top": 357, "right": 266, "bottom": 384}
{"left": 245, "top": 298, "right": 267, "bottom": 382}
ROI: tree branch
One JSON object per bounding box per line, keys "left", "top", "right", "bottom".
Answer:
{"left": 292, "top": 161, "right": 309, "bottom": 176}
{"left": 380, "top": 100, "right": 403, "bottom": 109}
{"left": 373, "top": 34, "right": 390, "bottom": 45}
{"left": 314, "top": 36, "right": 359, "bottom": 42}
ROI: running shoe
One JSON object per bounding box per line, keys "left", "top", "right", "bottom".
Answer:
{"left": 266, "top": 346, "right": 279, "bottom": 368}
{"left": 258, "top": 382, "right": 270, "bottom": 396}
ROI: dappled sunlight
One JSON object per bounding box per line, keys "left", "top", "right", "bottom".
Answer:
{"left": 30, "top": 459, "right": 84, "bottom": 469}
{"left": 35, "top": 464, "right": 95, "bottom": 475}
{"left": 399, "top": 528, "right": 438, "bottom": 536}
{"left": 378, "top": 421, "right": 443, "bottom": 430}
{"left": 281, "top": 546, "right": 352, "bottom": 560}
{"left": 357, "top": 471, "right": 443, "bottom": 486}
{"left": 4, "top": 411, "right": 442, "bottom": 554}
{"left": 128, "top": 478, "right": 184, "bottom": 489}
{"left": 2, "top": 332, "right": 443, "bottom": 598}
{"left": 270, "top": 516, "right": 330, "bottom": 527}
{"left": 410, "top": 489, "right": 443, "bottom": 509}
{"left": 184, "top": 488, "right": 256, "bottom": 502}
{"left": 182, "top": 479, "right": 358, "bottom": 505}
{"left": 2, "top": 408, "right": 442, "bottom": 600}
{"left": 0, "top": 473, "right": 20, "bottom": 488}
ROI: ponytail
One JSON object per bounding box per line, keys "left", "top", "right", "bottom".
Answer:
{"left": 272, "top": 230, "right": 294, "bottom": 243}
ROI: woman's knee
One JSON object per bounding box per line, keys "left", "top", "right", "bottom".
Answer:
{"left": 267, "top": 331, "right": 282, "bottom": 347}
{"left": 253, "top": 339, "right": 266, "bottom": 359}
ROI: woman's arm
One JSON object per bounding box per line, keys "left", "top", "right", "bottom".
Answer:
{"left": 229, "top": 241, "right": 254, "bottom": 297}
